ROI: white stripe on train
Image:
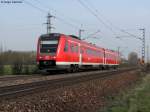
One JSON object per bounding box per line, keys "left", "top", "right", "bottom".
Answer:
{"left": 56, "top": 62, "right": 119, "bottom": 65}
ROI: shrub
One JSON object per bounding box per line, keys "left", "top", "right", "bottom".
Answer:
{"left": 0, "top": 64, "right": 4, "bottom": 74}
{"left": 12, "top": 60, "right": 23, "bottom": 75}
{"left": 0, "top": 54, "right": 4, "bottom": 74}
{"left": 24, "top": 65, "right": 30, "bottom": 74}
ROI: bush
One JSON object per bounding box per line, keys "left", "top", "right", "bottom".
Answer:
{"left": 0, "top": 64, "right": 4, "bottom": 74}
{"left": 12, "top": 61, "right": 23, "bottom": 75}
{"left": 24, "top": 65, "right": 30, "bottom": 74}
{"left": 0, "top": 54, "right": 4, "bottom": 74}
{"left": 31, "top": 65, "right": 39, "bottom": 74}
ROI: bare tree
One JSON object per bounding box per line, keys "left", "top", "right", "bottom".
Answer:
{"left": 11, "top": 53, "right": 23, "bottom": 75}
{"left": 128, "top": 52, "right": 138, "bottom": 65}
{"left": 0, "top": 50, "right": 36, "bottom": 75}
{"left": 0, "top": 54, "right": 4, "bottom": 74}
{"left": 0, "top": 44, "right": 4, "bottom": 74}
{"left": 24, "top": 65, "right": 30, "bottom": 74}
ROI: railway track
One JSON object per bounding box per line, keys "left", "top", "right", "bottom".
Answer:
{"left": 0, "top": 67, "right": 139, "bottom": 100}
{"left": 0, "top": 70, "right": 100, "bottom": 82}
{"left": 0, "top": 75, "right": 43, "bottom": 82}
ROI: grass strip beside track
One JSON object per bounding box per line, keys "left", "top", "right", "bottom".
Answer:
{"left": 101, "top": 74, "right": 150, "bottom": 112}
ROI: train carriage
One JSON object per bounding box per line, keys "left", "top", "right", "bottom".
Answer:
{"left": 36, "top": 33, "right": 119, "bottom": 72}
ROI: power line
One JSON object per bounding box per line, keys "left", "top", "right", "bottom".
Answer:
{"left": 77, "top": 0, "right": 117, "bottom": 36}
{"left": 81, "top": 0, "right": 141, "bottom": 40}
{"left": 117, "top": 28, "right": 146, "bottom": 62}
{"left": 23, "top": 0, "right": 103, "bottom": 38}
{"left": 33, "top": 0, "right": 82, "bottom": 29}
{"left": 23, "top": 0, "right": 80, "bottom": 30}
{"left": 117, "top": 29, "right": 141, "bottom": 40}
{"left": 55, "top": 16, "right": 79, "bottom": 29}
{"left": 33, "top": 0, "right": 106, "bottom": 36}
{"left": 83, "top": 0, "right": 117, "bottom": 29}
{"left": 24, "top": 0, "right": 141, "bottom": 43}
{"left": 82, "top": 30, "right": 101, "bottom": 40}
{"left": 22, "top": 0, "right": 47, "bottom": 13}
{"left": 33, "top": 0, "right": 81, "bottom": 26}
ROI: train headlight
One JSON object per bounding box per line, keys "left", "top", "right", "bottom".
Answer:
{"left": 37, "top": 62, "right": 39, "bottom": 65}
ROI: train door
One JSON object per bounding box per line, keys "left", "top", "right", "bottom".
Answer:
{"left": 104, "top": 49, "right": 106, "bottom": 65}
{"left": 70, "top": 42, "right": 79, "bottom": 63}
{"left": 79, "top": 43, "right": 82, "bottom": 65}
{"left": 64, "top": 40, "right": 71, "bottom": 62}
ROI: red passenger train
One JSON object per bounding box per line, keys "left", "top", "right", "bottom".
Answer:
{"left": 36, "top": 33, "right": 120, "bottom": 72}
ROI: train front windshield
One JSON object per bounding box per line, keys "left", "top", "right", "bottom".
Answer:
{"left": 39, "top": 34, "right": 60, "bottom": 55}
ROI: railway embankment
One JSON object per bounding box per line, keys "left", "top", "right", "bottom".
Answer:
{"left": 100, "top": 72, "right": 150, "bottom": 112}
{"left": 0, "top": 68, "right": 145, "bottom": 112}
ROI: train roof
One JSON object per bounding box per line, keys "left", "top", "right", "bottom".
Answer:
{"left": 69, "top": 35, "right": 81, "bottom": 40}
{"left": 39, "top": 33, "right": 117, "bottom": 53}
{"left": 40, "top": 33, "right": 81, "bottom": 40}
{"left": 40, "top": 33, "right": 61, "bottom": 38}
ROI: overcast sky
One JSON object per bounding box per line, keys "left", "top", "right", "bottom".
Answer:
{"left": 0, "top": 0, "right": 150, "bottom": 58}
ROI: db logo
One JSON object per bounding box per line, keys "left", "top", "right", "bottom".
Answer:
{"left": 45, "top": 56, "right": 49, "bottom": 59}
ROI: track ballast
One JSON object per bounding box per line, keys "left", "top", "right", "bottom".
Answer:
{"left": 0, "top": 67, "right": 139, "bottom": 101}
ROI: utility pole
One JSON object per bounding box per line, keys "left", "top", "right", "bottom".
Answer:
{"left": 117, "top": 46, "right": 120, "bottom": 56}
{"left": 79, "top": 29, "right": 84, "bottom": 39}
{"left": 147, "top": 45, "right": 149, "bottom": 63}
{"left": 0, "top": 43, "right": 3, "bottom": 53}
{"left": 78, "top": 24, "right": 84, "bottom": 39}
{"left": 117, "top": 46, "right": 121, "bottom": 62}
{"left": 45, "top": 13, "right": 54, "bottom": 34}
{"left": 139, "top": 28, "right": 145, "bottom": 63}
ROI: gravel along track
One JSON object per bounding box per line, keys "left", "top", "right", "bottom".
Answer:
{"left": 0, "top": 70, "right": 112, "bottom": 87}
{"left": 0, "top": 75, "right": 43, "bottom": 81}
{"left": 0, "top": 67, "right": 136, "bottom": 87}
{"left": 0, "top": 67, "right": 141, "bottom": 112}
{"left": 0, "top": 67, "right": 139, "bottom": 101}
{"left": 0, "top": 69, "right": 119, "bottom": 87}
{"left": 0, "top": 75, "right": 45, "bottom": 87}
{"left": 0, "top": 71, "right": 101, "bottom": 87}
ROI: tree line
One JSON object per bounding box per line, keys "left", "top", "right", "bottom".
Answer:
{"left": 0, "top": 50, "right": 140, "bottom": 75}
{"left": 0, "top": 50, "right": 36, "bottom": 65}
{"left": 0, "top": 50, "right": 37, "bottom": 75}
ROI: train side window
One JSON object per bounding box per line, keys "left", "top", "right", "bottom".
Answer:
{"left": 74, "top": 45, "right": 79, "bottom": 53}
{"left": 64, "top": 41, "right": 69, "bottom": 52}
{"left": 81, "top": 48, "right": 84, "bottom": 54}
{"left": 70, "top": 44, "right": 78, "bottom": 53}
{"left": 70, "top": 44, "right": 74, "bottom": 52}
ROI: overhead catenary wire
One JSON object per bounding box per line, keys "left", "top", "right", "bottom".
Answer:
{"left": 22, "top": 0, "right": 48, "bottom": 13}
{"left": 77, "top": 0, "right": 117, "bottom": 36}
{"left": 33, "top": 0, "right": 84, "bottom": 30}
{"left": 55, "top": 16, "right": 80, "bottom": 30}
{"left": 33, "top": 0, "right": 103, "bottom": 33}
{"left": 33, "top": 0, "right": 82, "bottom": 26}
{"left": 24, "top": 0, "right": 141, "bottom": 41}
{"left": 23, "top": 0, "right": 104, "bottom": 38}
{"left": 82, "top": 0, "right": 141, "bottom": 40}
{"left": 83, "top": 0, "right": 118, "bottom": 30}
{"left": 23, "top": 0, "right": 80, "bottom": 30}
{"left": 82, "top": 30, "right": 101, "bottom": 40}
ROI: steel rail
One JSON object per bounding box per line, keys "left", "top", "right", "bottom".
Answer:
{"left": 0, "top": 75, "right": 43, "bottom": 82}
